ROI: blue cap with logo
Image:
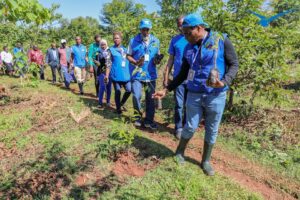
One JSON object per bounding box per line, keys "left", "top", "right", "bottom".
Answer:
{"left": 139, "top": 18, "right": 152, "bottom": 29}
{"left": 182, "top": 14, "right": 208, "bottom": 28}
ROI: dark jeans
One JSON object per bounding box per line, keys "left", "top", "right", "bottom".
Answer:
{"left": 39, "top": 65, "right": 45, "bottom": 80}
{"left": 174, "top": 83, "right": 187, "bottom": 131}
{"left": 3, "top": 62, "right": 14, "bottom": 73}
{"left": 113, "top": 81, "right": 131, "bottom": 111}
{"left": 131, "top": 80, "right": 156, "bottom": 123}
{"left": 50, "top": 64, "right": 60, "bottom": 82}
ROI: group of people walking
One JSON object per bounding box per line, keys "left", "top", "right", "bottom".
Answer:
{"left": 1, "top": 13, "right": 239, "bottom": 176}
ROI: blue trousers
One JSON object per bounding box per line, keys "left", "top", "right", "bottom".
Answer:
{"left": 113, "top": 81, "right": 131, "bottom": 111}
{"left": 174, "top": 83, "right": 187, "bottom": 132}
{"left": 182, "top": 91, "right": 226, "bottom": 144}
{"left": 61, "top": 66, "right": 76, "bottom": 88}
{"left": 98, "top": 73, "right": 112, "bottom": 105}
{"left": 131, "top": 80, "right": 156, "bottom": 123}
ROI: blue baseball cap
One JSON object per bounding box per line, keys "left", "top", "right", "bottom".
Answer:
{"left": 139, "top": 18, "right": 152, "bottom": 29}
{"left": 182, "top": 14, "right": 208, "bottom": 28}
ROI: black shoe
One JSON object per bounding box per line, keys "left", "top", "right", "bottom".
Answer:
{"left": 200, "top": 141, "right": 215, "bottom": 176}
{"left": 116, "top": 109, "right": 122, "bottom": 114}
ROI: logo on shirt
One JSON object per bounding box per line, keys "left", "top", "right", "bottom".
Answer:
{"left": 186, "top": 49, "right": 193, "bottom": 56}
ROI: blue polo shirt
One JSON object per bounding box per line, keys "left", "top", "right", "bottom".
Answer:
{"left": 71, "top": 44, "right": 87, "bottom": 68}
{"left": 168, "top": 34, "right": 188, "bottom": 78}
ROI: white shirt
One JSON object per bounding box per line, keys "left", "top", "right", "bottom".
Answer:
{"left": 1, "top": 51, "right": 13, "bottom": 63}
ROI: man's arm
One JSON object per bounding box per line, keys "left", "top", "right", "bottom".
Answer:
{"left": 222, "top": 37, "right": 239, "bottom": 86}
{"left": 163, "top": 55, "right": 174, "bottom": 87}
{"left": 166, "top": 57, "right": 190, "bottom": 91}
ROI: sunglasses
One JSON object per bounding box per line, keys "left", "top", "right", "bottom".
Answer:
{"left": 141, "top": 28, "right": 150, "bottom": 31}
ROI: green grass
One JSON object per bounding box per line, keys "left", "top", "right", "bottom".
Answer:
{"left": 218, "top": 130, "right": 300, "bottom": 182}
{"left": 101, "top": 158, "right": 263, "bottom": 200}
{"left": 0, "top": 74, "right": 291, "bottom": 199}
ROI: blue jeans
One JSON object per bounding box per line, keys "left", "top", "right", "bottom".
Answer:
{"left": 182, "top": 91, "right": 226, "bottom": 144}
{"left": 174, "top": 83, "right": 187, "bottom": 132}
{"left": 61, "top": 66, "right": 76, "bottom": 88}
{"left": 113, "top": 81, "right": 131, "bottom": 111}
{"left": 132, "top": 80, "right": 156, "bottom": 123}
{"left": 98, "top": 73, "right": 112, "bottom": 105}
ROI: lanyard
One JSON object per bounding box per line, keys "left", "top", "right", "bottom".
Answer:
{"left": 192, "top": 32, "right": 208, "bottom": 67}
{"left": 142, "top": 35, "right": 152, "bottom": 54}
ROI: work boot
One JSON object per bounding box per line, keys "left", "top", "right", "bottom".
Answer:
{"left": 200, "top": 141, "right": 215, "bottom": 176}
{"left": 174, "top": 137, "right": 190, "bottom": 164}
{"left": 78, "top": 83, "right": 84, "bottom": 95}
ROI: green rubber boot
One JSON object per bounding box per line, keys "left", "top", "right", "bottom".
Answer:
{"left": 201, "top": 141, "right": 215, "bottom": 176}
{"left": 174, "top": 137, "right": 190, "bottom": 164}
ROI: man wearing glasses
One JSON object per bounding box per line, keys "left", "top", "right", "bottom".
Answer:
{"left": 70, "top": 36, "right": 88, "bottom": 95}
{"left": 153, "top": 14, "right": 239, "bottom": 176}
{"left": 127, "top": 18, "right": 161, "bottom": 130}
{"left": 163, "top": 16, "right": 189, "bottom": 139}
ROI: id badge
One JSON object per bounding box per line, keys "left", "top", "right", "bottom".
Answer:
{"left": 144, "top": 54, "right": 150, "bottom": 62}
{"left": 187, "top": 69, "right": 195, "bottom": 81}
{"left": 121, "top": 60, "right": 126, "bottom": 67}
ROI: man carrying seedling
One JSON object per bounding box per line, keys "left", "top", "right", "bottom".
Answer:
{"left": 153, "top": 14, "right": 239, "bottom": 176}
{"left": 163, "top": 16, "right": 189, "bottom": 139}
{"left": 127, "top": 18, "right": 163, "bottom": 131}
{"left": 70, "top": 36, "right": 88, "bottom": 95}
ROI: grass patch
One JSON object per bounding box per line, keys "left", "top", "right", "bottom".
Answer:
{"left": 101, "top": 158, "right": 263, "bottom": 200}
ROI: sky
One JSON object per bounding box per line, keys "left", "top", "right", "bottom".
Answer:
{"left": 39, "top": 0, "right": 160, "bottom": 22}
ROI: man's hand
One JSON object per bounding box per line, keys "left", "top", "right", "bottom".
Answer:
{"left": 163, "top": 79, "right": 170, "bottom": 88}
{"left": 136, "top": 56, "right": 145, "bottom": 67}
{"left": 93, "top": 59, "right": 100, "bottom": 67}
{"left": 104, "top": 76, "right": 109, "bottom": 84}
{"left": 89, "top": 67, "right": 94, "bottom": 73}
{"left": 152, "top": 88, "right": 168, "bottom": 99}
{"left": 207, "top": 79, "right": 225, "bottom": 88}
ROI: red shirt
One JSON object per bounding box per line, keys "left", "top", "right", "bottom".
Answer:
{"left": 28, "top": 49, "right": 44, "bottom": 65}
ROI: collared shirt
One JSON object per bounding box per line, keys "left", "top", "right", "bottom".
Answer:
{"left": 71, "top": 44, "right": 87, "bottom": 67}
{"left": 58, "top": 47, "right": 69, "bottom": 66}
{"left": 1, "top": 51, "right": 13, "bottom": 63}
{"left": 88, "top": 43, "right": 101, "bottom": 67}
{"left": 28, "top": 49, "right": 44, "bottom": 65}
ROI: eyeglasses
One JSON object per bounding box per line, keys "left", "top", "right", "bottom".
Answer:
{"left": 141, "top": 28, "right": 150, "bottom": 31}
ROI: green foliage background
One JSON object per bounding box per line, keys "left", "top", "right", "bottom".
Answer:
{"left": 0, "top": 0, "right": 299, "bottom": 105}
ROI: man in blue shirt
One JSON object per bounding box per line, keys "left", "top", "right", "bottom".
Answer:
{"left": 153, "top": 14, "right": 239, "bottom": 176}
{"left": 13, "top": 43, "right": 24, "bottom": 55}
{"left": 127, "top": 19, "right": 161, "bottom": 130}
{"left": 163, "top": 16, "right": 188, "bottom": 139}
{"left": 71, "top": 36, "right": 88, "bottom": 95}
